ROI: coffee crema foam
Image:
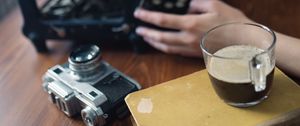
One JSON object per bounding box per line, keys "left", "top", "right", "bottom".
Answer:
{"left": 209, "top": 45, "right": 274, "bottom": 83}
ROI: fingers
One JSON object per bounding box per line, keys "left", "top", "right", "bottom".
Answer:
{"left": 136, "top": 27, "right": 196, "bottom": 46}
{"left": 134, "top": 9, "right": 196, "bottom": 30}
{"left": 143, "top": 37, "right": 202, "bottom": 57}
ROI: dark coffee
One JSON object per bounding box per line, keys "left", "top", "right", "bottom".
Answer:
{"left": 209, "top": 69, "right": 274, "bottom": 104}
{"left": 208, "top": 45, "right": 275, "bottom": 106}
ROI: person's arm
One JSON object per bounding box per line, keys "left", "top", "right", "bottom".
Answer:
{"left": 275, "top": 33, "right": 300, "bottom": 76}
{"left": 134, "top": 0, "right": 300, "bottom": 77}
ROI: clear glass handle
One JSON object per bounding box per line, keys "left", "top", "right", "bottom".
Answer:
{"left": 250, "top": 55, "right": 266, "bottom": 92}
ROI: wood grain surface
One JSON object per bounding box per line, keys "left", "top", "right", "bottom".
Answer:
{"left": 0, "top": 1, "right": 300, "bottom": 126}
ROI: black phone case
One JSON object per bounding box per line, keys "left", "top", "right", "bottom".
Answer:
{"left": 138, "top": 0, "right": 191, "bottom": 31}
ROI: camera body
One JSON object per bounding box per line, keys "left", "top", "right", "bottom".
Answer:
{"left": 42, "top": 45, "right": 141, "bottom": 126}
{"left": 18, "top": 0, "right": 191, "bottom": 53}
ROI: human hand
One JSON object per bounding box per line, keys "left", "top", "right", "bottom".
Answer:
{"left": 134, "top": 0, "right": 252, "bottom": 57}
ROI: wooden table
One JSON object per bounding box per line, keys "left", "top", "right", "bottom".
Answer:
{"left": 0, "top": 1, "right": 300, "bottom": 126}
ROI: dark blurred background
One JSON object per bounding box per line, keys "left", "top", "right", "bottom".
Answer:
{"left": 0, "top": 0, "right": 18, "bottom": 20}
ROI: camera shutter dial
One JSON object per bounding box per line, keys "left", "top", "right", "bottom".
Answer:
{"left": 81, "top": 106, "right": 105, "bottom": 126}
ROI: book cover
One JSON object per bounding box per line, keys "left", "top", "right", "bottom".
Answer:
{"left": 125, "top": 69, "right": 300, "bottom": 126}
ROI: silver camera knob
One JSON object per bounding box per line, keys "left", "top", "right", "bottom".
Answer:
{"left": 81, "top": 106, "right": 105, "bottom": 126}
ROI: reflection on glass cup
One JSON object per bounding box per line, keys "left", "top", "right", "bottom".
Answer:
{"left": 200, "top": 23, "right": 276, "bottom": 107}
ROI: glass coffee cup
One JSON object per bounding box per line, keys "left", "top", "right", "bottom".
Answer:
{"left": 200, "top": 23, "right": 276, "bottom": 107}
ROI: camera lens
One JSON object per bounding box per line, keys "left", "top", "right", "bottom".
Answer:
{"left": 68, "top": 44, "right": 104, "bottom": 81}
{"left": 70, "top": 45, "right": 100, "bottom": 64}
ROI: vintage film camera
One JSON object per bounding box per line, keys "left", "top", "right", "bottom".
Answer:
{"left": 18, "top": 0, "right": 191, "bottom": 53}
{"left": 42, "top": 45, "right": 141, "bottom": 126}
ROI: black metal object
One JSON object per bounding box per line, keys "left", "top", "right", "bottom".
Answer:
{"left": 18, "top": 0, "right": 147, "bottom": 53}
